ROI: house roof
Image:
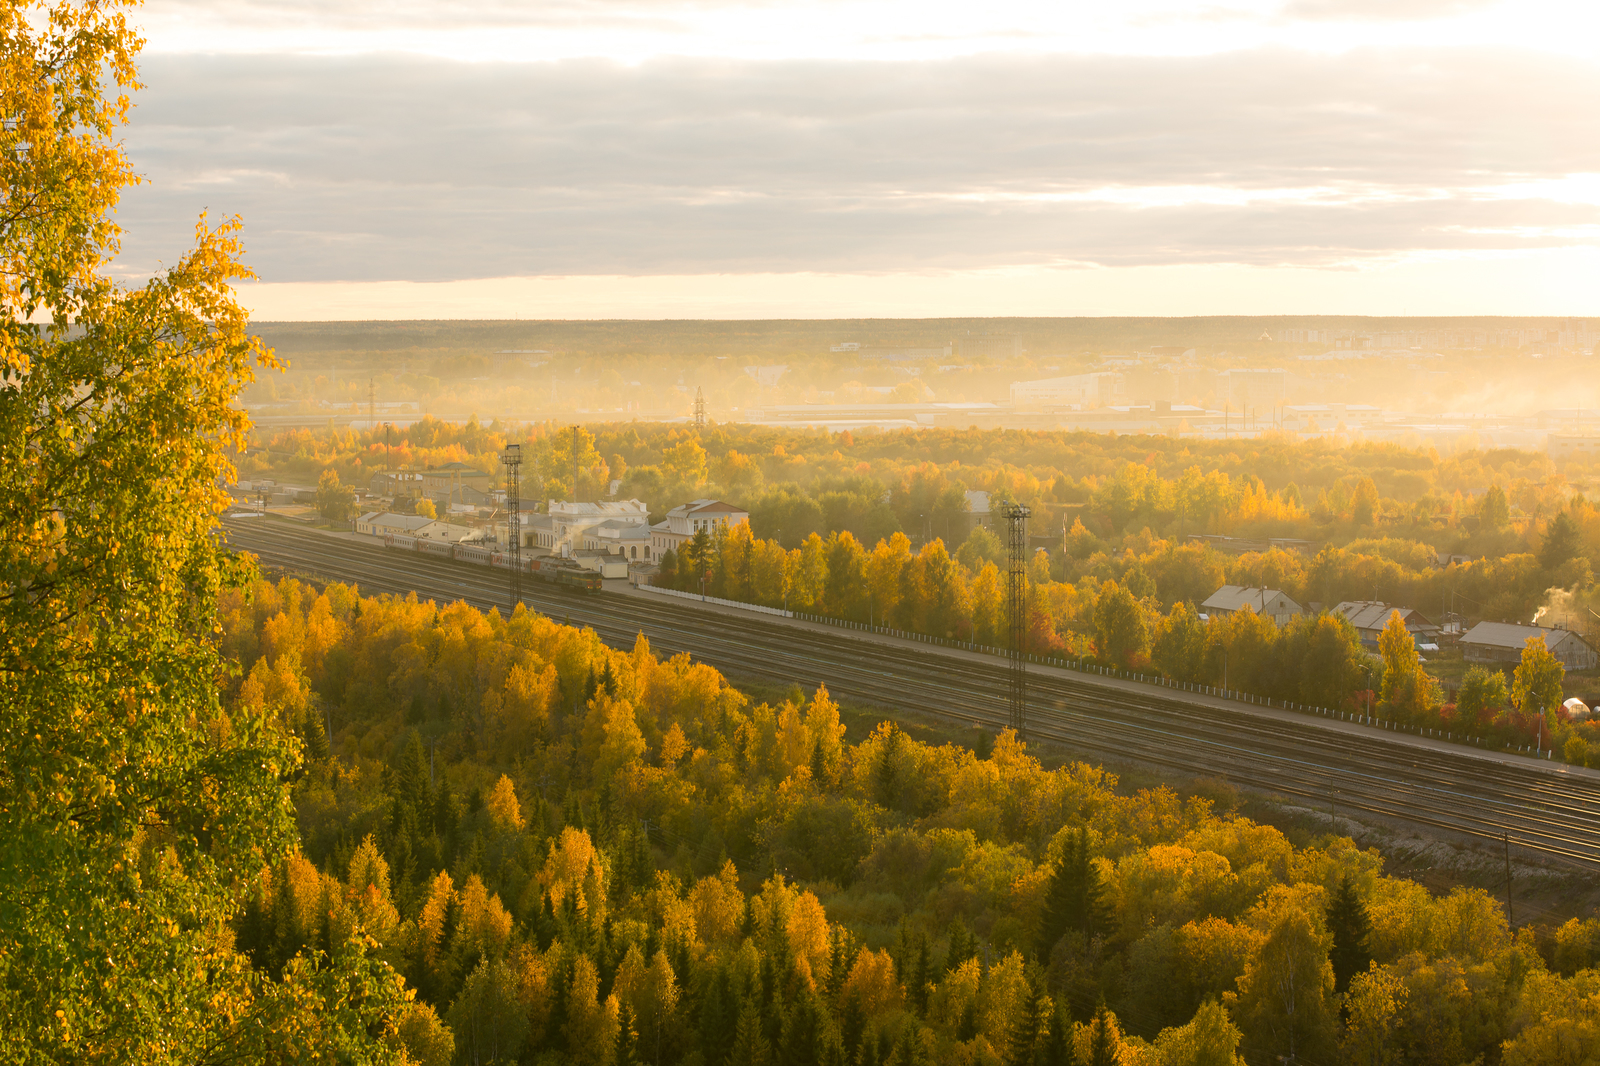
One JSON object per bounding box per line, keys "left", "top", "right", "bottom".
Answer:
{"left": 1201, "top": 585, "right": 1302, "bottom": 614}
{"left": 550, "top": 499, "right": 649, "bottom": 517}
{"left": 364, "top": 512, "right": 433, "bottom": 532}
{"left": 589, "top": 519, "right": 650, "bottom": 539}
{"left": 1462, "top": 621, "right": 1593, "bottom": 652}
{"left": 1332, "top": 601, "right": 1439, "bottom": 633}
{"left": 670, "top": 498, "right": 746, "bottom": 516}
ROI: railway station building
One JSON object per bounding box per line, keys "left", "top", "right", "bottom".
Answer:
{"left": 648, "top": 499, "right": 750, "bottom": 563}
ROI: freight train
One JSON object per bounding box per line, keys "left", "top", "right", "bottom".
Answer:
{"left": 383, "top": 534, "right": 603, "bottom": 594}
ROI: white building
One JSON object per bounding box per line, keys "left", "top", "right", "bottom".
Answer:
{"left": 581, "top": 518, "right": 653, "bottom": 562}
{"left": 1009, "top": 373, "right": 1120, "bottom": 408}
{"left": 547, "top": 499, "right": 650, "bottom": 542}
{"left": 649, "top": 499, "right": 750, "bottom": 562}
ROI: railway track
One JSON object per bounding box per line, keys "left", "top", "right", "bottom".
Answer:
{"left": 225, "top": 518, "right": 1600, "bottom": 870}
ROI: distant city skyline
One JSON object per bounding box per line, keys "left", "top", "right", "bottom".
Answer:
{"left": 118, "top": 0, "right": 1600, "bottom": 318}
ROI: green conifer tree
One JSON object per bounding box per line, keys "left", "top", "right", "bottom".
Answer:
{"left": 1038, "top": 829, "right": 1105, "bottom": 961}
{"left": 1326, "top": 874, "right": 1373, "bottom": 993}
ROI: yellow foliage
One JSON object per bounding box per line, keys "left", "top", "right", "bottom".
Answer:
{"left": 843, "top": 948, "right": 904, "bottom": 1017}
{"left": 690, "top": 862, "right": 745, "bottom": 945}
{"left": 485, "top": 775, "right": 524, "bottom": 833}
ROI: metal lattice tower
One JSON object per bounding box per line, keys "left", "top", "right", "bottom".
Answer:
{"left": 1002, "top": 502, "right": 1031, "bottom": 739}
{"left": 501, "top": 444, "right": 522, "bottom": 612}
{"left": 694, "top": 386, "right": 706, "bottom": 428}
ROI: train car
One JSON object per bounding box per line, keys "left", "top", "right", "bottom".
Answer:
{"left": 529, "top": 557, "right": 601, "bottom": 593}
{"left": 386, "top": 533, "right": 419, "bottom": 552}
{"left": 417, "top": 539, "right": 454, "bottom": 559}
{"left": 456, "top": 543, "right": 494, "bottom": 567}
{"left": 556, "top": 567, "right": 603, "bottom": 594}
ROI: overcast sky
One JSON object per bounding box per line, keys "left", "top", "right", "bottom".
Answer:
{"left": 117, "top": 0, "right": 1600, "bottom": 318}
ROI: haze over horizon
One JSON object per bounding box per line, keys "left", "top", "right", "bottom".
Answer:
{"left": 122, "top": 0, "right": 1600, "bottom": 320}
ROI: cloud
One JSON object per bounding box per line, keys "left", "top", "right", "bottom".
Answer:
{"left": 1278, "top": 0, "right": 1495, "bottom": 19}
{"left": 113, "top": 49, "right": 1600, "bottom": 283}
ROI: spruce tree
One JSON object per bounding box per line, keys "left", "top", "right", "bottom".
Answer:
{"left": 779, "top": 994, "right": 823, "bottom": 1066}
{"left": 302, "top": 706, "right": 330, "bottom": 761}
{"left": 810, "top": 736, "right": 829, "bottom": 787}
{"left": 1005, "top": 968, "right": 1045, "bottom": 1066}
{"left": 700, "top": 966, "right": 737, "bottom": 1064}
{"left": 1041, "top": 1004, "right": 1076, "bottom": 1066}
{"left": 1327, "top": 873, "right": 1373, "bottom": 993}
{"left": 1038, "top": 828, "right": 1104, "bottom": 962}
{"left": 896, "top": 1021, "right": 929, "bottom": 1066}
{"left": 730, "top": 999, "right": 772, "bottom": 1066}
{"left": 909, "top": 933, "right": 931, "bottom": 1015}
{"left": 838, "top": 992, "right": 866, "bottom": 1058}
{"left": 944, "top": 920, "right": 974, "bottom": 973}
{"left": 1088, "top": 1002, "right": 1116, "bottom": 1066}
{"left": 616, "top": 1001, "right": 641, "bottom": 1066}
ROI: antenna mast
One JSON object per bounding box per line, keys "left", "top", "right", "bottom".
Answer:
{"left": 501, "top": 443, "right": 522, "bottom": 612}
{"left": 1002, "top": 502, "right": 1031, "bottom": 740}
{"left": 694, "top": 386, "right": 706, "bottom": 428}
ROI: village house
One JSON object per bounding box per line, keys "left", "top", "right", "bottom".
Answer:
{"left": 1331, "top": 601, "right": 1442, "bottom": 650}
{"left": 1200, "top": 585, "right": 1305, "bottom": 627}
{"left": 1461, "top": 622, "right": 1598, "bottom": 671}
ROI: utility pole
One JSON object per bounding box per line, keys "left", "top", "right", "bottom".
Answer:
{"left": 1504, "top": 832, "right": 1514, "bottom": 927}
{"left": 1001, "top": 502, "right": 1030, "bottom": 741}
{"left": 694, "top": 386, "right": 706, "bottom": 428}
{"left": 501, "top": 444, "right": 522, "bottom": 612}
{"left": 572, "top": 424, "right": 581, "bottom": 503}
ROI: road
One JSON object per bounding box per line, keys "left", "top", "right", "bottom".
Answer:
{"left": 226, "top": 517, "right": 1600, "bottom": 870}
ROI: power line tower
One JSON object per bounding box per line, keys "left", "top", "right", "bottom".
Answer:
{"left": 1001, "top": 501, "right": 1031, "bottom": 740}
{"left": 501, "top": 444, "right": 522, "bottom": 612}
{"left": 694, "top": 386, "right": 706, "bottom": 428}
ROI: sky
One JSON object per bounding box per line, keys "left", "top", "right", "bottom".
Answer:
{"left": 115, "top": 0, "right": 1600, "bottom": 319}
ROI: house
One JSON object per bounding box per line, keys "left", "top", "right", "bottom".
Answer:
{"left": 420, "top": 463, "right": 493, "bottom": 506}
{"left": 414, "top": 520, "right": 481, "bottom": 543}
{"left": 1200, "top": 585, "right": 1304, "bottom": 627}
{"left": 572, "top": 549, "right": 629, "bottom": 578}
{"left": 369, "top": 471, "right": 424, "bottom": 498}
{"left": 438, "top": 484, "right": 493, "bottom": 510}
{"left": 356, "top": 511, "right": 434, "bottom": 537}
{"left": 964, "top": 490, "right": 993, "bottom": 535}
{"left": 1332, "top": 601, "right": 1442, "bottom": 650}
{"left": 1462, "top": 622, "right": 1598, "bottom": 671}
{"left": 649, "top": 499, "right": 750, "bottom": 563}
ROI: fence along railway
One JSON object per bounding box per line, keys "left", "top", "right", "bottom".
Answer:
{"left": 226, "top": 517, "right": 1600, "bottom": 870}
